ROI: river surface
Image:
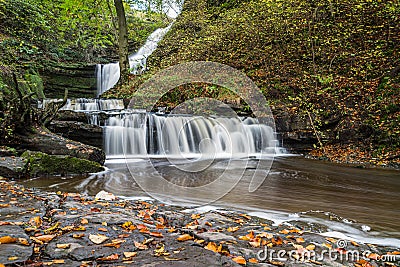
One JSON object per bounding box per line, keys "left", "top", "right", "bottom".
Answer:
{"left": 22, "top": 156, "right": 400, "bottom": 247}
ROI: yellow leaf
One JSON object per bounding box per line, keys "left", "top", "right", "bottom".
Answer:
{"left": 306, "top": 244, "right": 316, "bottom": 250}
{"left": 52, "top": 259, "right": 65, "bottom": 264}
{"left": 56, "top": 243, "right": 71, "bottom": 249}
{"left": 296, "top": 237, "right": 305, "bottom": 243}
{"left": 0, "top": 236, "right": 17, "bottom": 244}
{"left": 8, "top": 256, "right": 18, "bottom": 261}
{"left": 29, "top": 216, "right": 42, "bottom": 227}
{"left": 44, "top": 222, "right": 60, "bottom": 234}
{"left": 279, "top": 229, "right": 289, "bottom": 235}
{"left": 73, "top": 233, "right": 85, "bottom": 239}
{"left": 205, "top": 242, "right": 218, "bottom": 253}
{"left": 227, "top": 226, "right": 240, "bottom": 232}
{"left": 191, "top": 214, "right": 201, "bottom": 219}
{"left": 232, "top": 256, "right": 246, "bottom": 265}
{"left": 98, "top": 253, "right": 119, "bottom": 261}
{"left": 177, "top": 234, "right": 193, "bottom": 242}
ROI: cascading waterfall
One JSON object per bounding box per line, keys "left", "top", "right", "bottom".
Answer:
{"left": 41, "top": 98, "right": 124, "bottom": 111}
{"left": 104, "top": 112, "right": 279, "bottom": 158}
{"left": 96, "top": 24, "right": 172, "bottom": 97}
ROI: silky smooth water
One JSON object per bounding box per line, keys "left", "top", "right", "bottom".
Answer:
{"left": 22, "top": 156, "right": 400, "bottom": 247}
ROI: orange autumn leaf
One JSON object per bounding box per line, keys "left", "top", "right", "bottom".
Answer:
{"left": 81, "top": 218, "right": 89, "bottom": 225}
{"left": 248, "top": 258, "right": 258, "bottom": 263}
{"left": 258, "top": 232, "right": 273, "bottom": 239}
{"left": 279, "top": 229, "right": 289, "bottom": 235}
{"left": 232, "top": 256, "right": 246, "bottom": 265}
{"left": 0, "top": 236, "right": 17, "bottom": 244}
{"left": 296, "top": 237, "right": 305, "bottom": 243}
{"left": 98, "top": 227, "right": 108, "bottom": 232}
{"left": 177, "top": 234, "right": 193, "bottom": 242}
{"left": 227, "top": 226, "right": 240, "bottom": 232}
{"left": 191, "top": 214, "right": 201, "bottom": 220}
{"left": 205, "top": 242, "right": 218, "bottom": 253}
{"left": 239, "top": 231, "right": 254, "bottom": 241}
{"left": 36, "top": 234, "right": 56, "bottom": 243}
{"left": 98, "top": 253, "right": 119, "bottom": 261}
{"left": 134, "top": 241, "right": 148, "bottom": 250}
{"left": 150, "top": 231, "right": 164, "bottom": 238}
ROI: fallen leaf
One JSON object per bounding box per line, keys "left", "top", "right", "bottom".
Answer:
{"left": 258, "top": 232, "right": 273, "bottom": 239}
{"left": 98, "top": 227, "right": 108, "bottom": 232}
{"left": 177, "top": 234, "right": 193, "bottom": 242}
{"left": 98, "top": 253, "right": 119, "bottom": 261}
{"left": 227, "top": 226, "right": 240, "bottom": 232}
{"left": 205, "top": 242, "right": 218, "bottom": 253}
{"left": 81, "top": 218, "right": 89, "bottom": 224}
{"left": 191, "top": 214, "right": 201, "bottom": 219}
{"left": 56, "top": 243, "right": 71, "bottom": 249}
{"left": 279, "top": 229, "right": 289, "bottom": 235}
{"left": 36, "top": 234, "right": 56, "bottom": 243}
{"left": 52, "top": 259, "right": 65, "bottom": 264}
{"left": 296, "top": 237, "right": 305, "bottom": 243}
{"left": 44, "top": 222, "right": 60, "bottom": 233}
{"left": 8, "top": 256, "right": 18, "bottom": 261}
{"left": 18, "top": 238, "right": 29, "bottom": 246}
{"left": 123, "top": 251, "right": 137, "bottom": 258}
{"left": 29, "top": 216, "right": 42, "bottom": 227}
{"left": 73, "top": 233, "right": 85, "bottom": 239}
{"left": 134, "top": 241, "right": 148, "bottom": 250}
{"left": 306, "top": 244, "right": 316, "bottom": 250}
{"left": 89, "top": 234, "right": 108, "bottom": 244}
{"left": 248, "top": 258, "right": 258, "bottom": 263}
{"left": 232, "top": 256, "right": 246, "bottom": 265}
{"left": 149, "top": 231, "right": 163, "bottom": 238}
{"left": 0, "top": 236, "right": 17, "bottom": 244}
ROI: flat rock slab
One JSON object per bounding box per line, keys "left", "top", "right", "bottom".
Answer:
{"left": 0, "top": 225, "right": 33, "bottom": 264}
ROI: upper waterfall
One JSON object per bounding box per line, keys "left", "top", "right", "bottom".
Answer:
{"left": 96, "top": 25, "right": 172, "bottom": 97}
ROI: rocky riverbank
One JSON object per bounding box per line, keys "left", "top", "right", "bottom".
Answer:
{"left": 0, "top": 178, "right": 398, "bottom": 267}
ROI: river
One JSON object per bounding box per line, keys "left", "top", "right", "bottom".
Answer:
{"left": 22, "top": 155, "right": 400, "bottom": 248}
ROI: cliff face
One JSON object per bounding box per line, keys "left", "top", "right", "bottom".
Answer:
{"left": 146, "top": 0, "right": 400, "bottom": 163}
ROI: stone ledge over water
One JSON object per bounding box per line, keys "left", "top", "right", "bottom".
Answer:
{"left": 0, "top": 178, "right": 398, "bottom": 266}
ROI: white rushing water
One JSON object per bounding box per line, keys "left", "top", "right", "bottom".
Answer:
{"left": 41, "top": 98, "right": 124, "bottom": 111}
{"left": 103, "top": 112, "right": 279, "bottom": 158}
{"left": 96, "top": 24, "right": 172, "bottom": 97}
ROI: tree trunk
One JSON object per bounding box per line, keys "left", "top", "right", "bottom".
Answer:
{"left": 114, "top": 0, "right": 129, "bottom": 85}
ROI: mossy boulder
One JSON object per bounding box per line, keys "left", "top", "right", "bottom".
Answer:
{"left": 22, "top": 151, "right": 104, "bottom": 177}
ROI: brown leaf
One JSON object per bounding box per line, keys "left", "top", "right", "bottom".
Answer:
{"left": 98, "top": 253, "right": 119, "bottom": 261}
{"left": 81, "top": 218, "right": 89, "bottom": 225}
{"left": 29, "top": 216, "right": 42, "bottom": 227}
{"left": 56, "top": 243, "right": 71, "bottom": 249}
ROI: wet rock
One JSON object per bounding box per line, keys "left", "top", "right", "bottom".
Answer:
{"left": 55, "top": 110, "right": 89, "bottom": 122}
{"left": 0, "top": 225, "right": 33, "bottom": 265}
{"left": 49, "top": 120, "right": 103, "bottom": 148}
{"left": 0, "top": 156, "right": 26, "bottom": 178}
{"left": 197, "top": 232, "right": 236, "bottom": 242}
{"left": 22, "top": 151, "right": 104, "bottom": 176}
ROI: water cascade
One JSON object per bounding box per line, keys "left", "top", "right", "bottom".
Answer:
{"left": 41, "top": 98, "right": 124, "bottom": 111}
{"left": 96, "top": 25, "right": 172, "bottom": 96}
{"left": 103, "top": 112, "right": 279, "bottom": 158}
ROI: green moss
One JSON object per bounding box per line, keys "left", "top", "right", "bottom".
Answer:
{"left": 22, "top": 151, "right": 104, "bottom": 177}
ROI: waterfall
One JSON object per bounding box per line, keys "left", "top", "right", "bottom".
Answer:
{"left": 104, "top": 112, "right": 278, "bottom": 158}
{"left": 41, "top": 98, "right": 124, "bottom": 111}
{"left": 96, "top": 24, "right": 172, "bottom": 97}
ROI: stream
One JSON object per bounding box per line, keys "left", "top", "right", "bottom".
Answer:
{"left": 22, "top": 155, "right": 400, "bottom": 248}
